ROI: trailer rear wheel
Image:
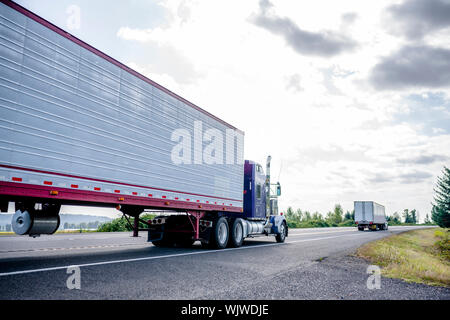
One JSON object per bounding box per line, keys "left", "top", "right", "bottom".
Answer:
{"left": 276, "top": 222, "right": 287, "bottom": 243}
{"left": 229, "top": 218, "right": 244, "bottom": 248}
{"left": 209, "top": 217, "right": 229, "bottom": 249}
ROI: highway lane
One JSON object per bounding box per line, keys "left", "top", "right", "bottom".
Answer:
{"left": 0, "top": 226, "right": 448, "bottom": 299}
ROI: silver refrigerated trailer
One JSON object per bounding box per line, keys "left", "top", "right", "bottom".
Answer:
{"left": 354, "top": 201, "right": 388, "bottom": 231}
{"left": 0, "top": 0, "right": 287, "bottom": 249}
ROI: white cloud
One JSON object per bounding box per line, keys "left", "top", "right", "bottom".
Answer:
{"left": 114, "top": 0, "right": 450, "bottom": 220}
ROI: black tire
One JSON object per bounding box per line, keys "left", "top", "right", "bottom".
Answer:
{"left": 229, "top": 218, "right": 244, "bottom": 248}
{"left": 275, "top": 222, "right": 287, "bottom": 243}
{"left": 358, "top": 226, "right": 364, "bottom": 231}
{"left": 209, "top": 217, "right": 229, "bottom": 249}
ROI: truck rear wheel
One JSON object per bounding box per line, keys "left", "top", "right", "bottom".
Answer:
{"left": 209, "top": 217, "right": 229, "bottom": 249}
{"left": 229, "top": 218, "right": 244, "bottom": 248}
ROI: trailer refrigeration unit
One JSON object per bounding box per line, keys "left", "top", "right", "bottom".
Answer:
{"left": 0, "top": 0, "right": 287, "bottom": 249}
{"left": 354, "top": 201, "right": 388, "bottom": 231}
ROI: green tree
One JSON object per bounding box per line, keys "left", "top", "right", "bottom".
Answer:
{"left": 402, "top": 209, "right": 412, "bottom": 223}
{"left": 344, "top": 211, "right": 352, "bottom": 221}
{"left": 285, "top": 207, "right": 295, "bottom": 220}
{"left": 424, "top": 214, "right": 432, "bottom": 225}
{"left": 304, "top": 211, "right": 312, "bottom": 221}
{"left": 326, "top": 204, "right": 343, "bottom": 225}
{"left": 431, "top": 166, "right": 450, "bottom": 228}
{"left": 295, "top": 208, "right": 303, "bottom": 221}
{"left": 410, "top": 209, "right": 418, "bottom": 224}
{"left": 312, "top": 212, "right": 322, "bottom": 220}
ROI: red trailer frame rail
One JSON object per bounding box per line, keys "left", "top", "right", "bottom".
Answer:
{"left": 0, "top": 181, "right": 243, "bottom": 213}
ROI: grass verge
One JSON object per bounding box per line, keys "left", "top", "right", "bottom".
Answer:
{"left": 356, "top": 228, "right": 449, "bottom": 287}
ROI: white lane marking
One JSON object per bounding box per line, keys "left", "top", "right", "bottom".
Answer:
{"left": 288, "top": 229, "right": 356, "bottom": 236}
{"left": 0, "top": 232, "right": 377, "bottom": 277}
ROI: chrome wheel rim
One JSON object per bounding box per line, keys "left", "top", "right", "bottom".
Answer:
{"left": 218, "top": 222, "right": 227, "bottom": 244}
{"left": 234, "top": 223, "right": 242, "bottom": 242}
{"left": 280, "top": 224, "right": 285, "bottom": 239}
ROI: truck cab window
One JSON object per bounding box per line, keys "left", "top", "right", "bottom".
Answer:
{"left": 256, "top": 184, "right": 261, "bottom": 199}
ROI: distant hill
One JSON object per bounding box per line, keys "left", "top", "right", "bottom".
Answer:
{"left": 0, "top": 213, "right": 112, "bottom": 230}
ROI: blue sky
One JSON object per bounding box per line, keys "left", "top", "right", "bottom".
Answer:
{"left": 10, "top": 0, "right": 450, "bottom": 220}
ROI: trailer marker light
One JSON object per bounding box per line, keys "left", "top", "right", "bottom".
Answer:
{"left": 198, "top": 205, "right": 202, "bottom": 208}
{"left": 44, "top": 181, "right": 52, "bottom": 185}
{"left": 114, "top": 190, "right": 120, "bottom": 193}
{"left": 148, "top": 194, "right": 153, "bottom": 197}
{"left": 118, "top": 197, "right": 125, "bottom": 201}
{"left": 186, "top": 199, "right": 190, "bottom": 201}
{"left": 116, "top": 205, "right": 121, "bottom": 210}
{"left": 71, "top": 184, "right": 78, "bottom": 188}
{"left": 94, "top": 187, "right": 101, "bottom": 191}
{"left": 50, "top": 190, "right": 58, "bottom": 195}
{"left": 12, "top": 177, "right": 22, "bottom": 182}
{"left": 162, "top": 196, "right": 167, "bottom": 199}
{"left": 164, "top": 201, "right": 170, "bottom": 205}
{"left": 197, "top": 200, "right": 200, "bottom": 202}
{"left": 175, "top": 197, "right": 179, "bottom": 200}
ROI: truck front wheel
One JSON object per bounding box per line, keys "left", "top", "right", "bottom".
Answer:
{"left": 276, "top": 222, "right": 287, "bottom": 243}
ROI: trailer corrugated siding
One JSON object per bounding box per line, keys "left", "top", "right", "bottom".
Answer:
{"left": 354, "top": 201, "right": 386, "bottom": 224}
{"left": 0, "top": 1, "right": 243, "bottom": 211}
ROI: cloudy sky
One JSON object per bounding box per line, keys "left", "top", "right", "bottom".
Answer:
{"left": 13, "top": 0, "right": 450, "bottom": 220}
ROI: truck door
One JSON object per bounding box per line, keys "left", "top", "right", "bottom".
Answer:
{"left": 254, "top": 164, "right": 266, "bottom": 219}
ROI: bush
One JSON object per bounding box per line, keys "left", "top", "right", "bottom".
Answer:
{"left": 434, "top": 229, "right": 449, "bottom": 261}
{"left": 97, "top": 213, "right": 156, "bottom": 232}
{"left": 338, "top": 220, "right": 356, "bottom": 227}
{"left": 286, "top": 219, "right": 330, "bottom": 228}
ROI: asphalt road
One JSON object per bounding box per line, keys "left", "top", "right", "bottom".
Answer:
{"left": 0, "top": 226, "right": 448, "bottom": 300}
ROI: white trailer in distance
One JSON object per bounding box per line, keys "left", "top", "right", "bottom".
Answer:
{"left": 354, "top": 201, "right": 388, "bottom": 231}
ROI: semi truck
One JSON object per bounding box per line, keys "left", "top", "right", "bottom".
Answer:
{"left": 354, "top": 201, "right": 388, "bottom": 231}
{"left": 0, "top": 0, "right": 287, "bottom": 249}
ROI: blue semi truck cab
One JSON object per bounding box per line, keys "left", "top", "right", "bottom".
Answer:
{"left": 148, "top": 156, "right": 288, "bottom": 249}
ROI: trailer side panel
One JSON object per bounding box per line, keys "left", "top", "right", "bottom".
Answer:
{"left": 0, "top": 1, "right": 243, "bottom": 212}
